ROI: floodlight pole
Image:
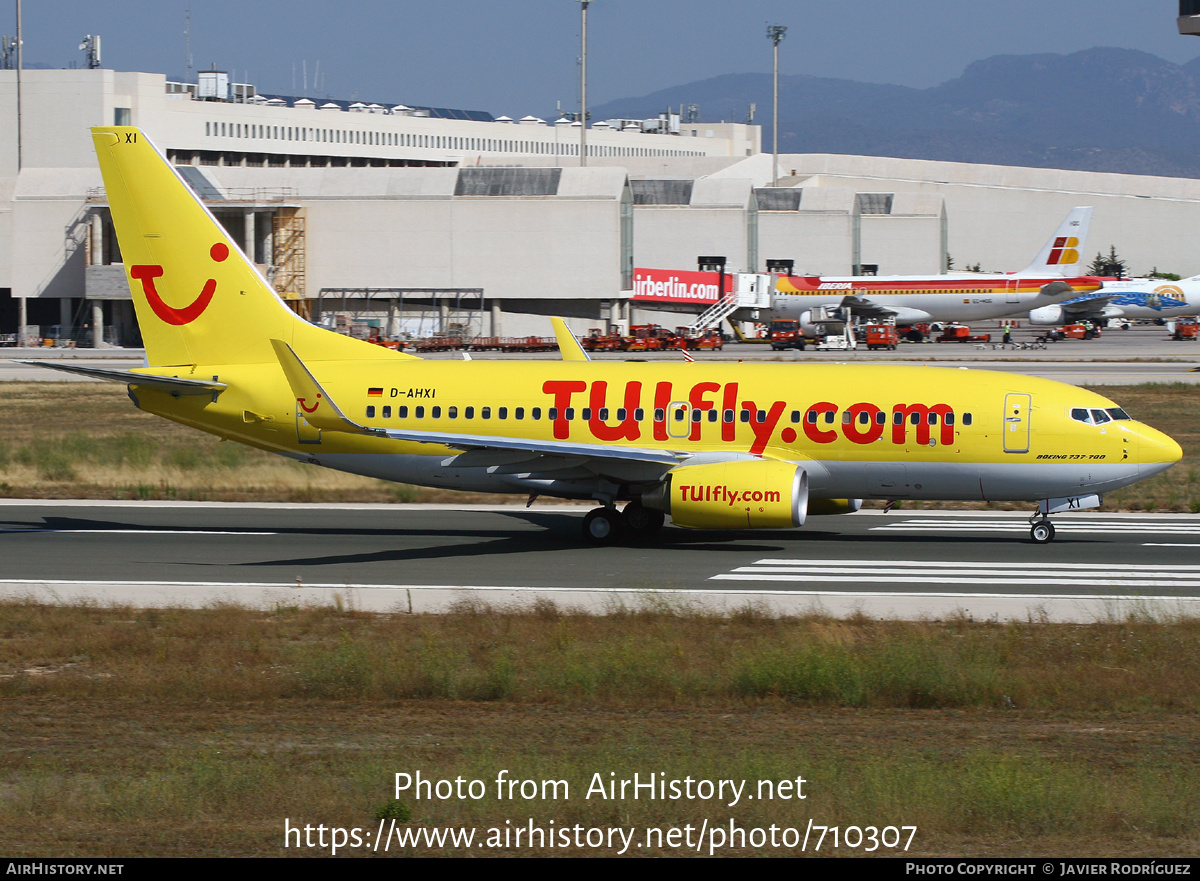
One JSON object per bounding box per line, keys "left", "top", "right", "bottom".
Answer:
{"left": 15, "top": 0, "right": 22, "bottom": 173}
{"left": 14, "top": 0, "right": 23, "bottom": 345}
{"left": 579, "top": 1, "right": 590, "bottom": 167}
{"left": 767, "top": 24, "right": 787, "bottom": 185}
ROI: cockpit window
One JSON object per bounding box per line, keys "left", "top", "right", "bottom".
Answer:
{"left": 1073, "top": 406, "right": 1129, "bottom": 425}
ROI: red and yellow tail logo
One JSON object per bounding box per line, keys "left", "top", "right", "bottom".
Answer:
{"left": 1047, "top": 237, "right": 1080, "bottom": 266}
{"left": 130, "top": 243, "right": 228, "bottom": 326}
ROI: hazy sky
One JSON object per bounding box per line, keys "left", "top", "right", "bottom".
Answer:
{"left": 3, "top": 1, "right": 1196, "bottom": 117}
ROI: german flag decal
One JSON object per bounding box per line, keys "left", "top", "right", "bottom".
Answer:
{"left": 367, "top": 388, "right": 383, "bottom": 397}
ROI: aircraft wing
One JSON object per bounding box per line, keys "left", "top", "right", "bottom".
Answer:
{"left": 377, "top": 426, "right": 682, "bottom": 465}
{"left": 838, "top": 295, "right": 895, "bottom": 318}
{"left": 379, "top": 426, "right": 687, "bottom": 483}
{"left": 836, "top": 296, "right": 933, "bottom": 324}
{"left": 1056, "top": 293, "right": 1119, "bottom": 321}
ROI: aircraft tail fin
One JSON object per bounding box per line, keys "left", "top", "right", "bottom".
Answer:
{"left": 91, "top": 127, "right": 415, "bottom": 367}
{"left": 1016, "top": 206, "right": 1093, "bottom": 276}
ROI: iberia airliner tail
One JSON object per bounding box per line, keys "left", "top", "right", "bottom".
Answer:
{"left": 92, "top": 127, "right": 413, "bottom": 367}
{"left": 1015, "top": 206, "right": 1093, "bottom": 276}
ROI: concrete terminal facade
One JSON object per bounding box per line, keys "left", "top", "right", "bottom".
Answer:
{"left": 3, "top": 68, "right": 1200, "bottom": 345}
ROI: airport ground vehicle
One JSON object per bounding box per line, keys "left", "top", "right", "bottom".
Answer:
{"left": 897, "top": 323, "right": 932, "bottom": 343}
{"left": 768, "top": 319, "right": 806, "bottom": 350}
{"left": 581, "top": 328, "right": 624, "bottom": 353}
{"left": 623, "top": 324, "right": 675, "bottom": 352}
{"left": 936, "top": 325, "right": 991, "bottom": 344}
{"left": 1059, "top": 323, "right": 1100, "bottom": 340}
{"left": 865, "top": 324, "right": 899, "bottom": 350}
{"left": 37, "top": 127, "right": 1182, "bottom": 546}
{"left": 1035, "top": 324, "right": 1100, "bottom": 343}
{"left": 1172, "top": 318, "right": 1199, "bottom": 341}
{"left": 674, "top": 328, "right": 724, "bottom": 351}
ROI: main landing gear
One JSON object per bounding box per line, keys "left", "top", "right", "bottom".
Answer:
{"left": 582, "top": 501, "right": 665, "bottom": 545}
{"left": 1028, "top": 512, "right": 1056, "bottom": 544}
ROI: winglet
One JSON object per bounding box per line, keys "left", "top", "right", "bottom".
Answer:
{"left": 270, "top": 338, "right": 382, "bottom": 435}
{"left": 551, "top": 317, "right": 590, "bottom": 361}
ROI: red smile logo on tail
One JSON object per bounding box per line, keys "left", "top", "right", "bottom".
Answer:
{"left": 298, "top": 395, "right": 322, "bottom": 414}
{"left": 131, "top": 242, "right": 228, "bottom": 326}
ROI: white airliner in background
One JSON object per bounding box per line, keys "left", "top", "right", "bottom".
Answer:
{"left": 1029, "top": 275, "right": 1199, "bottom": 326}
{"left": 770, "top": 207, "right": 1098, "bottom": 335}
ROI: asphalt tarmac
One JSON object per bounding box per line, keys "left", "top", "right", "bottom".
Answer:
{"left": 4, "top": 323, "right": 1198, "bottom": 384}
{"left": 2, "top": 501, "right": 1197, "bottom": 622}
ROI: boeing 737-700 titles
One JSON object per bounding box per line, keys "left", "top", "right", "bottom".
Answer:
{"left": 32, "top": 129, "right": 1181, "bottom": 544}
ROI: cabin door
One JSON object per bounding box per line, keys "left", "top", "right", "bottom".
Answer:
{"left": 1003, "top": 393, "right": 1031, "bottom": 453}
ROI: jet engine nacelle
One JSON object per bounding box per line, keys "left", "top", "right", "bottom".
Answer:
{"left": 797, "top": 310, "right": 819, "bottom": 338}
{"left": 1029, "top": 305, "right": 1066, "bottom": 326}
{"left": 807, "top": 498, "right": 863, "bottom": 516}
{"left": 643, "top": 459, "right": 808, "bottom": 529}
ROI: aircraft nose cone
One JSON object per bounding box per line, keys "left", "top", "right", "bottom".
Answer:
{"left": 1133, "top": 423, "right": 1183, "bottom": 477}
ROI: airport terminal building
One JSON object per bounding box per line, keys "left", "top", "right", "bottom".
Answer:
{"left": 4, "top": 67, "right": 1200, "bottom": 345}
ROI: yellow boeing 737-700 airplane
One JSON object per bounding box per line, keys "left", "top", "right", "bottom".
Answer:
{"left": 37, "top": 127, "right": 1182, "bottom": 544}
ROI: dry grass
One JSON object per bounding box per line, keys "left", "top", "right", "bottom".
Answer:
{"left": 4, "top": 599, "right": 1199, "bottom": 710}
{"left": 2, "top": 601, "right": 1199, "bottom": 857}
{"left": 0, "top": 383, "right": 516, "bottom": 503}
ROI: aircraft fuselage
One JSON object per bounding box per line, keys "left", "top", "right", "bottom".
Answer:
{"left": 131, "top": 360, "right": 1179, "bottom": 505}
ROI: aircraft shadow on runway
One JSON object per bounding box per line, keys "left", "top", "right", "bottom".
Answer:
{"left": 0, "top": 512, "right": 1100, "bottom": 577}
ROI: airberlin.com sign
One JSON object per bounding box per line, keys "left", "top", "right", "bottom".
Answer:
{"left": 632, "top": 268, "right": 730, "bottom": 305}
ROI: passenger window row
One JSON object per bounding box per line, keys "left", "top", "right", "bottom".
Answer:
{"left": 797, "top": 410, "right": 972, "bottom": 426}
{"left": 362, "top": 404, "right": 974, "bottom": 427}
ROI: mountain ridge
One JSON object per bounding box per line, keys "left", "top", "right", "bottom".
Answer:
{"left": 590, "top": 48, "right": 1200, "bottom": 178}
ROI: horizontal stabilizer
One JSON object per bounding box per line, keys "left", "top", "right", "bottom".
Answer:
{"left": 20, "top": 361, "right": 227, "bottom": 396}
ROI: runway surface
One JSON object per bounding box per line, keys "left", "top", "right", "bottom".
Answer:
{"left": 2, "top": 501, "right": 1197, "bottom": 622}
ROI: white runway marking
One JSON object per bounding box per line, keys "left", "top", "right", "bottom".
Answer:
{"left": 713, "top": 559, "right": 1200, "bottom": 590}
{"left": 0, "top": 529, "right": 277, "bottom": 535}
{"left": 871, "top": 517, "right": 1200, "bottom": 535}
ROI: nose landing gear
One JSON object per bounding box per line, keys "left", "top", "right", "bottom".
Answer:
{"left": 1029, "top": 513, "right": 1056, "bottom": 543}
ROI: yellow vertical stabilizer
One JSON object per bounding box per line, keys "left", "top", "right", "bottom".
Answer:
{"left": 91, "top": 127, "right": 417, "bottom": 367}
